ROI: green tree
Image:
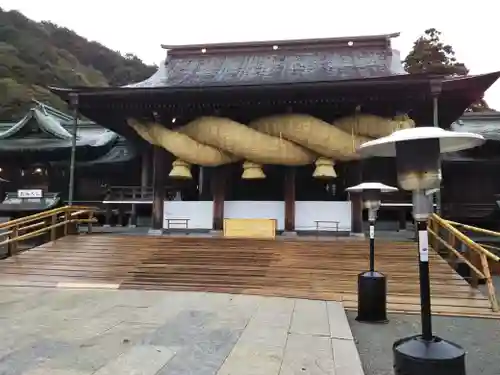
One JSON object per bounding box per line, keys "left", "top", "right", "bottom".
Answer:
{"left": 0, "top": 8, "right": 156, "bottom": 120}
{"left": 404, "top": 28, "right": 494, "bottom": 112}
{"left": 403, "top": 28, "right": 468, "bottom": 75}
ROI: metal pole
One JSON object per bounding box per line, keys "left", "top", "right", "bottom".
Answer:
{"left": 68, "top": 93, "right": 79, "bottom": 206}
{"left": 356, "top": 205, "right": 387, "bottom": 323}
{"left": 416, "top": 219, "right": 432, "bottom": 341}
{"left": 369, "top": 219, "right": 375, "bottom": 272}
{"left": 432, "top": 95, "right": 442, "bottom": 216}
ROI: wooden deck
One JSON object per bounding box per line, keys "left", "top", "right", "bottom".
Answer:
{"left": 0, "top": 234, "right": 497, "bottom": 319}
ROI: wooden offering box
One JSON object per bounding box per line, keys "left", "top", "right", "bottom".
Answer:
{"left": 223, "top": 218, "right": 276, "bottom": 239}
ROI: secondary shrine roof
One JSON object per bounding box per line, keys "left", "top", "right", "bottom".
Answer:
{"left": 0, "top": 101, "right": 135, "bottom": 163}
{"left": 0, "top": 101, "right": 117, "bottom": 151}
{"left": 451, "top": 111, "right": 500, "bottom": 141}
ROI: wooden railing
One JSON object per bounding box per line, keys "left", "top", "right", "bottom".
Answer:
{"left": 0, "top": 206, "right": 96, "bottom": 257}
{"left": 103, "top": 185, "right": 153, "bottom": 227}
{"left": 102, "top": 185, "right": 176, "bottom": 227}
{"left": 428, "top": 213, "right": 500, "bottom": 312}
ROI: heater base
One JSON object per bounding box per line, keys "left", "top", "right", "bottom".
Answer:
{"left": 356, "top": 271, "right": 388, "bottom": 323}
{"left": 393, "top": 335, "right": 466, "bottom": 375}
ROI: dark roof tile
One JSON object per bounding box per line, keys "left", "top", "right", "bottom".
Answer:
{"left": 128, "top": 35, "right": 407, "bottom": 88}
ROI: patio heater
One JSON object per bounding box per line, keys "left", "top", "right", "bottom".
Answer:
{"left": 346, "top": 182, "right": 398, "bottom": 323}
{"left": 358, "top": 127, "right": 484, "bottom": 375}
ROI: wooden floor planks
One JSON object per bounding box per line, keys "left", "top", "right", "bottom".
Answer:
{"left": 0, "top": 234, "right": 497, "bottom": 318}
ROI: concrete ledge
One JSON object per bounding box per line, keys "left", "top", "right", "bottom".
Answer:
{"left": 147, "top": 228, "right": 164, "bottom": 236}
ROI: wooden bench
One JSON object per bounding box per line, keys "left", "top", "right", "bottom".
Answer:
{"left": 164, "top": 218, "right": 190, "bottom": 230}
{"left": 314, "top": 220, "right": 340, "bottom": 234}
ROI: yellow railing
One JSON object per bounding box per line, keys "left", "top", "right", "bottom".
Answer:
{"left": 428, "top": 213, "right": 500, "bottom": 312}
{"left": 0, "top": 206, "right": 96, "bottom": 256}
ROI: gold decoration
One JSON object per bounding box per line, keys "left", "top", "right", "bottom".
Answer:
{"left": 312, "top": 157, "right": 337, "bottom": 179}
{"left": 169, "top": 159, "right": 192, "bottom": 179}
{"left": 242, "top": 161, "right": 266, "bottom": 179}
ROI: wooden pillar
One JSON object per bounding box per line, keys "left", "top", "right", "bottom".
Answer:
{"left": 140, "top": 150, "right": 150, "bottom": 198}
{"left": 150, "top": 146, "right": 165, "bottom": 233}
{"left": 350, "top": 162, "right": 363, "bottom": 234}
{"left": 211, "top": 166, "right": 226, "bottom": 231}
{"left": 129, "top": 188, "right": 138, "bottom": 227}
{"left": 104, "top": 187, "right": 112, "bottom": 227}
{"left": 117, "top": 190, "right": 125, "bottom": 226}
{"left": 284, "top": 167, "right": 296, "bottom": 233}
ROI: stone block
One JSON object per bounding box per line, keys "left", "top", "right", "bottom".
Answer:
{"left": 327, "top": 302, "right": 353, "bottom": 340}
{"left": 289, "top": 299, "right": 330, "bottom": 336}
{"left": 331, "top": 338, "right": 365, "bottom": 375}
{"left": 93, "top": 345, "right": 175, "bottom": 375}
{"left": 280, "top": 333, "right": 335, "bottom": 375}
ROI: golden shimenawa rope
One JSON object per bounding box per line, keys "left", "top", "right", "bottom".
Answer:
{"left": 127, "top": 113, "right": 414, "bottom": 179}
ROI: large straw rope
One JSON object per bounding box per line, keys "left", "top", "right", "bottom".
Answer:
{"left": 249, "top": 114, "right": 372, "bottom": 160}
{"left": 127, "top": 113, "right": 414, "bottom": 179}
{"left": 128, "top": 119, "right": 237, "bottom": 165}
{"left": 333, "top": 113, "right": 415, "bottom": 138}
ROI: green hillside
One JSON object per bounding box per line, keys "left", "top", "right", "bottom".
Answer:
{"left": 0, "top": 8, "right": 156, "bottom": 121}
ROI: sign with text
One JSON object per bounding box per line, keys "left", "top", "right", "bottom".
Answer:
{"left": 17, "top": 189, "right": 43, "bottom": 199}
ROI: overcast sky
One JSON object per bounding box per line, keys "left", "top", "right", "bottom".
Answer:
{"left": 2, "top": 0, "right": 500, "bottom": 109}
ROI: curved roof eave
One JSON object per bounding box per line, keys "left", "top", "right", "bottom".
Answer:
{"left": 49, "top": 72, "right": 500, "bottom": 121}
{"left": 49, "top": 72, "right": 437, "bottom": 100}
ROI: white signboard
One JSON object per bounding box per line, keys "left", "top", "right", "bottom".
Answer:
{"left": 17, "top": 189, "right": 43, "bottom": 199}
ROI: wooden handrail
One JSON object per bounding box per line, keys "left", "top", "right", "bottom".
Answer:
{"left": 427, "top": 226, "right": 485, "bottom": 279}
{"left": 0, "top": 206, "right": 97, "bottom": 257}
{"left": 0, "top": 206, "right": 93, "bottom": 230}
{"left": 428, "top": 213, "right": 499, "bottom": 312}
{"left": 445, "top": 219, "right": 500, "bottom": 240}
{"left": 430, "top": 214, "right": 500, "bottom": 261}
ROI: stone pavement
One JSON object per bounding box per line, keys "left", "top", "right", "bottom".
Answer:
{"left": 0, "top": 287, "right": 364, "bottom": 375}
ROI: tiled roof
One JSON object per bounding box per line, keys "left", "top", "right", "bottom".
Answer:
{"left": 128, "top": 34, "right": 406, "bottom": 88}
{"left": 0, "top": 102, "right": 119, "bottom": 151}
{"left": 451, "top": 111, "right": 500, "bottom": 141}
